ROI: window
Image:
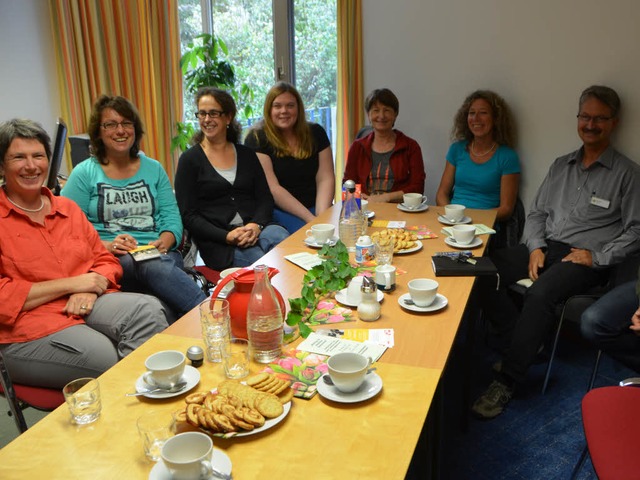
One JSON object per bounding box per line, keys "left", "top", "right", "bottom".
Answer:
{"left": 178, "top": 0, "right": 336, "bottom": 143}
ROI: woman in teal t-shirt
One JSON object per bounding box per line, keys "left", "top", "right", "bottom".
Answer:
{"left": 436, "top": 90, "right": 520, "bottom": 223}
{"left": 62, "top": 95, "right": 206, "bottom": 320}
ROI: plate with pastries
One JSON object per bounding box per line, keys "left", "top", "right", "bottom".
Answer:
{"left": 173, "top": 372, "right": 294, "bottom": 438}
{"left": 370, "top": 229, "right": 423, "bottom": 254}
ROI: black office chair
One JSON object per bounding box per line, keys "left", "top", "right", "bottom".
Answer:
{"left": 46, "top": 118, "right": 68, "bottom": 195}
{"left": 510, "top": 255, "right": 640, "bottom": 394}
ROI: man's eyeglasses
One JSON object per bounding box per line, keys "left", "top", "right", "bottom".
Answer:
{"left": 576, "top": 114, "right": 612, "bottom": 124}
{"left": 101, "top": 121, "right": 135, "bottom": 131}
{"left": 195, "top": 110, "right": 225, "bottom": 120}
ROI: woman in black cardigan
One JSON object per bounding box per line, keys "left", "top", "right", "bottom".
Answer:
{"left": 175, "top": 87, "right": 289, "bottom": 270}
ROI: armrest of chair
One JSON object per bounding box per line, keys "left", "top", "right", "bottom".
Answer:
{"left": 619, "top": 377, "right": 640, "bottom": 387}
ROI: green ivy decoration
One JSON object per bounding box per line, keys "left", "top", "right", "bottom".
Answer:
{"left": 285, "top": 240, "right": 357, "bottom": 338}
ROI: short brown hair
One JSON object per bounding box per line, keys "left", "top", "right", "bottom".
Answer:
{"left": 365, "top": 88, "right": 399, "bottom": 114}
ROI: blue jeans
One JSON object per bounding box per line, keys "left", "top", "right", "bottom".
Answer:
{"left": 273, "top": 207, "right": 316, "bottom": 234}
{"left": 119, "top": 251, "right": 206, "bottom": 318}
{"left": 233, "top": 225, "right": 290, "bottom": 267}
{"left": 581, "top": 280, "right": 640, "bottom": 373}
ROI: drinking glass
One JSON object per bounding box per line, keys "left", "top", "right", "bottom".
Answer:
{"left": 199, "top": 298, "right": 230, "bottom": 363}
{"left": 374, "top": 235, "right": 395, "bottom": 266}
{"left": 222, "top": 338, "right": 250, "bottom": 379}
{"left": 62, "top": 377, "right": 101, "bottom": 425}
{"left": 137, "top": 410, "right": 175, "bottom": 461}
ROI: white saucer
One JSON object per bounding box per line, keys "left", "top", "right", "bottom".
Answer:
{"left": 438, "top": 215, "right": 472, "bottom": 225}
{"left": 364, "top": 210, "right": 375, "bottom": 219}
{"left": 398, "top": 293, "right": 448, "bottom": 313}
{"left": 304, "top": 236, "right": 339, "bottom": 248}
{"left": 334, "top": 288, "right": 384, "bottom": 307}
{"left": 397, "top": 203, "right": 429, "bottom": 213}
{"left": 316, "top": 373, "right": 383, "bottom": 403}
{"left": 135, "top": 365, "right": 200, "bottom": 399}
{"left": 148, "top": 449, "right": 232, "bottom": 480}
{"left": 444, "top": 236, "right": 483, "bottom": 249}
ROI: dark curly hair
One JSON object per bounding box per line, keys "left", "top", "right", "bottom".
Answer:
{"left": 87, "top": 95, "right": 144, "bottom": 164}
{"left": 451, "top": 90, "right": 516, "bottom": 148}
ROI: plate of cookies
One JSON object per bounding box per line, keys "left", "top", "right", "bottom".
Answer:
{"left": 175, "top": 374, "right": 293, "bottom": 439}
{"left": 370, "top": 229, "right": 423, "bottom": 254}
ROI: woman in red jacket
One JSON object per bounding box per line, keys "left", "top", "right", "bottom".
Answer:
{"left": 344, "top": 88, "right": 426, "bottom": 202}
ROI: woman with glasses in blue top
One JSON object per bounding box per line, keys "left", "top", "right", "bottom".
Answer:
{"left": 62, "top": 95, "right": 206, "bottom": 321}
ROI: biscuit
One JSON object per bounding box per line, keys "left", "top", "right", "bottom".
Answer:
{"left": 255, "top": 394, "right": 284, "bottom": 419}
{"left": 246, "top": 372, "right": 269, "bottom": 386}
{"left": 278, "top": 387, "right": 295, "bottom": 404}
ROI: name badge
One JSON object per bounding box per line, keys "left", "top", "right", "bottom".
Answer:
{"left": 590, "top": 196, "right": 610, "bottom": 209}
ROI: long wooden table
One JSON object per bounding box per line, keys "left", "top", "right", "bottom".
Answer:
{"left": 0, "top": 202, "right": 495, "bottom": 479}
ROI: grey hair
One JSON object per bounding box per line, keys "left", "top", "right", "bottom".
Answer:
{"left": 0, "top": 119, "right": 52, "bottom": 168}
{"left": 579, "top": 85, "right": 621, "bottom": 118}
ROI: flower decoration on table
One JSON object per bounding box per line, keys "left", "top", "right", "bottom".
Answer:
{"left": 405, "top": 225, "right": 438, "bottom": 239}
{"left": 264, "top": 349, "right": 329, "bottom": 399}
{"left": 286, "top": 240, "right": 357, "bottom": 338}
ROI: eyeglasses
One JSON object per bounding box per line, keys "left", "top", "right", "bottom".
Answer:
{"left": 100, "top": 121, "right": 135, "bottom": 131}
{"left": 195, "top": 110, "right": 225, "bottom": 120}
{"left": 576, "top": 114, "right": 612, "bottom": 124}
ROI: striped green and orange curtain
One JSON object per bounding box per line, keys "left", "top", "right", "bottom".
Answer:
{"left": 49, "top": 0, "right": 182, "bottom": 179}
{"left": 335, "top": 0, "right": 363, "bottom": 200}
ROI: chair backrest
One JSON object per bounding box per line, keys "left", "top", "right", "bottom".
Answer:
{"left": 46, "top": 118, "right": 68, "bottom": 194}
{"left": 354, "top": 125, "right": 373, "bottom": 140}
{"left": 0, "top": 350, "right": 29, "bottom": 432}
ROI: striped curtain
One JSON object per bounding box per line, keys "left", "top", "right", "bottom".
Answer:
{"left": 335, "top": 0, "right": 363, "bottom": 200}
{"left": 49, "top": 0, "right": 183, "bottom": 179}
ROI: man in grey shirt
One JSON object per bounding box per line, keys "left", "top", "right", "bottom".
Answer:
{"left": 473, "top": 85, "right": 640, "bottom": 419}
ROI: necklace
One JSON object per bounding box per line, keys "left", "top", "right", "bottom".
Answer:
{"left": 471, "top": 141, "right": 497, "bottom": 157}
{"left": 5, "top": 193, "right": 45, "bottom": 212}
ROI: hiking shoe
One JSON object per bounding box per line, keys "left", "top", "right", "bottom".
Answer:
{"left": 472, "top": 380, "right": 514, "bottom": 419}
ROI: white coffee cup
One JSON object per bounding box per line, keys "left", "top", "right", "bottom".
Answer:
{"left": 451, "top": 224, "right": 476, "bottom": 245}
{"left": 403, "top": 193, "right": 426, "bottom": 208}
{"left": 161, "top": 432, "right": 214, "bottom": 480}
{"left": 445, "top": 204, "right": 466, "bottom": 222}
{"left": 305, "top": 223, "right": 335, "bottom": 243}
{"left": 361, "top": 199, "right": 369, "bottom": 212}
{"left": 346, "top": 276, "right": 364, "bottom": 304}
{"left": 144, "top": 350, "right": 186, "bottom": 389}
{"left": 408, "top": 278, "right": 439, "bottom": 307}
{"left": 327, "top": 352, "right": 372, "bottom": 393}
{"left": 374, "top": 264, "right": 396, "bottom": 292}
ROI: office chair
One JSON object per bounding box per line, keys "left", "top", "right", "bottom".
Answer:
{"left": 571, "top": 379, "right": 640, "bottom": 479}
{"left": 46, "top": 118, "right": 68, "bottom": 195}
{"left": 0, "top": 350, "right": 64, "bottom": 433}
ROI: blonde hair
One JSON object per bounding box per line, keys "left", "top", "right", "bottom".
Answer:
{"left": 249, "top": 82, "right": 313, "bottom": 159}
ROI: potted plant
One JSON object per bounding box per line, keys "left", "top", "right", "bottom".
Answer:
{"left": 286, "top": 241, "right": 357, "bottom": 338}
{"left": 171, "top": 33, "right": 254, "bottom": 153}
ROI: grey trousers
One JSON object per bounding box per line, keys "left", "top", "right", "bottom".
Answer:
{"left": 0, "top": 292, "right": 168, "bottom": 389}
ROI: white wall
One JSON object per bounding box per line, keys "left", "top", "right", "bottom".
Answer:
{"left": 362, "top": 0, "right": 640, "bottom": 209}
{"left": 0, "top": 0, "right": 60, "bottom": 159}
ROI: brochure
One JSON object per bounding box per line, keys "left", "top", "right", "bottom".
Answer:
{"left": 297, "top": 332, "right": 387, "bottom": 362}
{"left": 128, "top": 245, "right": 161, "bottom": 262}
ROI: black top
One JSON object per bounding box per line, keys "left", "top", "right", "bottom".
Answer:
{"left": 175, "top": 143, "right": 274, "bottom": 270}
{"left": 244, "top": 122, "right": 330, "bottom": 208}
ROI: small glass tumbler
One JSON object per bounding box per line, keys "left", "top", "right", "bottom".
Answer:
{"left": 62, "top": 377, "right": 101, "bottom": 425}
{"left": 199, "top": 298, "right": 230, "bottom": 363}
{"left": 222, "top": 338, "right": 250, "bottom": 379}
{"left": 374, "top": 235, "right": 395, "bottom": 266}
{"left": 137, "top": 410, "right": 175, "bottom": 461}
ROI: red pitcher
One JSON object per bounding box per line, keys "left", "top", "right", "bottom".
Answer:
{"left": 210, "top": 266, "right": 287, "bottom": 339}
